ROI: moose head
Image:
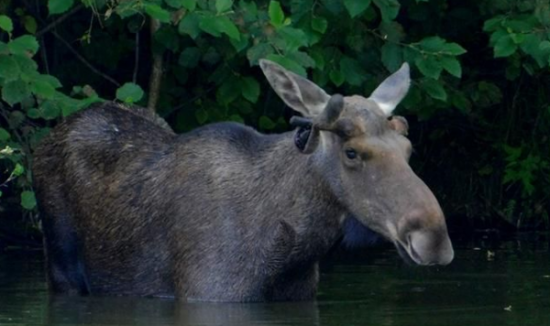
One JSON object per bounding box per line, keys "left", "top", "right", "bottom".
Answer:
{"left": 260, "top": 60, "right": 453, "bottom": 266}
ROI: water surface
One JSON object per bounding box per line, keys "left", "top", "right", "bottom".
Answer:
{"left": 0, "top": 233, "right": 548, "bottom": 326}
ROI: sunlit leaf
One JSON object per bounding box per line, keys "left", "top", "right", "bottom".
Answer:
{"left": 21, "top": 190, "right": 37, "bottom": 210}
{"left": 144, "top": 4, "right": 171, "bottom": 23}
{"left": 116, "top": 83, "right": 144, "bottom": 103}
{"left": 269, "top": 1, "right": 285, "bottom": 28}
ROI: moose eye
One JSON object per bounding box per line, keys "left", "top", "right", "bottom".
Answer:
{"left": 345, "top": 148, "right": 357, "bottom": 160}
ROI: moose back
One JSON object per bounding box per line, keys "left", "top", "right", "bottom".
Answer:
{"left": 33, "top": 60, "right": 454, "bottom": 302}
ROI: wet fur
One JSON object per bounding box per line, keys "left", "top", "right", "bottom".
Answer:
{"left": 33, "top": 103, "right": 345, "bottom": 302}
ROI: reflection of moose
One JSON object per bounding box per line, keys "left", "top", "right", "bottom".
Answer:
{"left": 33, "top": 60, "right": 453, "bottom": 302}
{"left": 46, "top": 295, "right": 319, "bottom": 326}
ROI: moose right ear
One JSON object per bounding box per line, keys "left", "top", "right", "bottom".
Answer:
{"left": 290, "top": 116, "right": 320, "bottom": 154}
{"left": 259, "top": 59, "right": 330, "bottom": 118}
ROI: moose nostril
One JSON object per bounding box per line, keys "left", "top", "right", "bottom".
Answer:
{"left": 408, "top": 230, "right": 454, "bottom": 266}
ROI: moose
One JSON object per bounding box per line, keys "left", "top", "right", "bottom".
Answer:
{"left": 33, "top": 60, "right": 454, "bottom": 302}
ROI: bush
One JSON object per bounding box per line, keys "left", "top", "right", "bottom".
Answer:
{"left": 0, "top": 0, "right": 549, "bottom": 244}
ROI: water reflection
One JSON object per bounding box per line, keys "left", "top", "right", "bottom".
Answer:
{"left": 0, "top": 233, "right": 548, "bottom": 326}
{"left": 46, "top": 297, "right": 319, "bottom": 326}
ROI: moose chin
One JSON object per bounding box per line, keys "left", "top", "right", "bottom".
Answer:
{"left": 33, "top": 60, "right": 453, "bottom": 302}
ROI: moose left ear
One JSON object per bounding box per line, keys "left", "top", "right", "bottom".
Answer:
{"left": 369, "top": 63, "right": 411, "bottom": 116}
{"left": 388, "top": 116, "right": 409, "bottom": 136}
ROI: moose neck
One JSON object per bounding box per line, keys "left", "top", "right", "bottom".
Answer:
{"left": 254, "top": 131, "right": 346, "bottom": 263}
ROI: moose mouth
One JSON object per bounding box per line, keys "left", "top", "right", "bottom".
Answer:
{"left": 395, "top": 241, "right": 425, "bottom": 266}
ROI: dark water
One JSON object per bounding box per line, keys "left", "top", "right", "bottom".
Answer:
{"left": 0, "top": 233, "right": 549, "bottom": 326}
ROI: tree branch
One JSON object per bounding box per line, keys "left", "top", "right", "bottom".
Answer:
{"left": 147, "top": 18, "right": 164, "bottom": 112}
{"left": 51, "top": 31, "right": 121, "bottom": 87}
{"left": 133, "top": 30, "right": 140, "bottom": 83}
{"left": 36, "top": 4, "right": 85, "bottom": 38}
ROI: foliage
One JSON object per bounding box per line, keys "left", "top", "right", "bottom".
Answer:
{"left": 0, "top": 0, "right": 550, "bottom": 242}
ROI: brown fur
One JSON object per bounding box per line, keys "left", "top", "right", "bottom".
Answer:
{"left": 33, "top": 61, "right": 453, "bottom": 302}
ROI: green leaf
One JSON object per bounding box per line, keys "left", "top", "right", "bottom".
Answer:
{"left": 0, "top": 15, "right": 13, "bottom": 33}
{"left": 240, "top": 77, "right": 260, "bottom": 103}
{"left": 287, "top": 51, "right": 315, "bottom": 68}
{"left": 450, "top": 91, "right": 471, "bottom": 112}
{"left": 265, "top": 54, "right": 306, "bottom": 76}
{"left": 247, "top": 43, "right": 274, "bottom": 65}
{"left": 0, "top": 55, "right": 20, "bottom": 82}
{"left": 116, "top": 83, "right": 144, "bottom": 103}
{"left": 182, "top": 0, "right": 197, "bottom": 11}
{"left": 27, "top": 108, "right": 41, "bottom": 119}
{"left": 380, "top": 22, "right": 405, "bottom": 42}
{"left": 218, "top": 16, "right": 240, "bottom": 40}
{"left": 155, "top": 26, "right": 180, "bottom": 52}
{"left": 483, "top": 16, "right": 504, "bottom": 32}
{"left": 0, "top": 128, "right": 10, "bottom": 141}
{"left": 309, "top": 49, "right": 325, "bottom": 70}
{"left": 12, "top": 54, "right": 38, "bottom": 74}
{"left": 165, "top": 0, "right": 183, "bottom": 9}
{"left": 240, "top": 1, "right": 258, "bottom": 21}
{"left": 0, "top": 41, "right": 8, "bottom": 54}
{"left": 228, "top": 114, "right": 244, "bottom": 124}
{"left": 8, "top": 35, "right": 39, "bottom": 56}
{"left": 217, "top": 77, "right": 241, "bottom": 105}
{"left": 540, "top": 40, "right": 550, "bottom": 52}
{"left": 343, "top": 0, "right": 372, "bottom": 18}
{"left": 259, "top": 116, "right": 276, "bottom": 130}
{"left": 12, "top": 163, "right": 24, "bottom": 176}
{"left": 2, "top": 80, "right": 31, "bottom": 106}
{"left": 419, "top": 36, "right": 445, "bottom": 52}
{"left": 31, "top": 79, "right": 56, "bottom": 99}
{"left": 311, "top": 17, "right": 328, "bottom": 33}
{"left": 520, "top": 34, "right": 547, "bottom": 67}
{"left": 230, "top": 34, "right": 249, "bottom": 52}
{"left": 509, "top": 33, "right": 525, "bottom": 45}
{"left": 23, "top": 15, "right": 38, "bottom": 34}
{"left": 195, "top": 108, "right": 208, "bottom": 124}
{"left": 178, "top": 12, "right": 201, "bottom": 39}
{"left": 440, "top": 56, "right": 462, "bottom": 78}
{"left": 494, "top": 34, "right": 518, "bottom": 58}
{"left": 178, "top": 47, "right": 201, "bottom": 68}
{"left": 21, "top": 190, "right": 37, "bottom": 210}
{"left": 36, "top": 74, "right": 62, "bottom": 89}
{"left": 380, "top": 42, "right": 403, "bottom": 72}
{"left": 340, "top": 57, "right": 366, "bottom": 85}
{"left": 199, "top": 15, "right": 240, "bottom": 40}
{"left": 269, "top": 1, "right": 285, "bottom": 28}
{"left": 144, "top": 4, "right": 171, "bottom": 23}
{"left": 40, "top": 101, "right": 61, "bottom": 120}
{"left": 442, "top": 42, "right": 467, "bottom": 55}
{"left": 330, "top": 70, "right": 345, "bottom": 86}
{"left": 216, "top": 0, "right": 233, "bottom": 13}
{"left": 373, "top": 0, "right": 400, "bottom": 22}
{"left": 48, "top": 0, "right": 75, "bottom": 15}
{"left": 422, "top": 79, "right": 447, "bottom": 101}
{"left": 276, "top": 27, "right": 308, "bottom": 52}
{"left": 415, "top": 56, "right": 442, "bottom": 79}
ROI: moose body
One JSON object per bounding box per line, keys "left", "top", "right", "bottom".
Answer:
{"left": 33, "top": 61, "right": 454, "bottom": 302}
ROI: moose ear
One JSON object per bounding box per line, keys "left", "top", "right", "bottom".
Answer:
{"left": 369, "top": 63, "right": 411, "bottom": 116}
{"left": 260, "top": 59, "right": 330, "bottom": 118}
{"left": 388, "top": 116, "right": 409, "bottom": 136}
